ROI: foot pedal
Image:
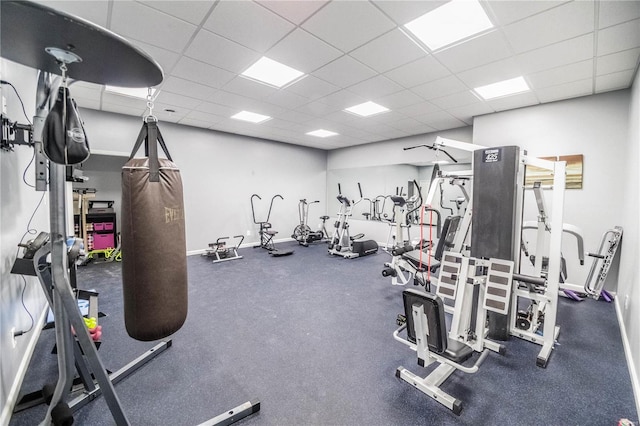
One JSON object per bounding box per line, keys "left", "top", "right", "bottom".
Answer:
{"left": 483, "top": 258, "right": 514, "bottom": 315}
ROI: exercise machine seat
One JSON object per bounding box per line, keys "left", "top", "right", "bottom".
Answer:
{"left": 402, "top": 289, "right": 472, "bottom": 364}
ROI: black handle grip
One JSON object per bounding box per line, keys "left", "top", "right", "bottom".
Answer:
{"left": 358, "top": 182, "right": 362, "bottom": 198}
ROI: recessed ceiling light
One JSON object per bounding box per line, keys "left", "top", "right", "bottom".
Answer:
{"left": 344, "top": 101, "right": 389, "bottom": 117}
{"left": 231, "top": 110, "right": 271, "bottom": 124}
{"left": 104, "top": 86, "right": 156, "bottom": 99}
{"left": 473, "top": 76, "right": 530, "bottom": 100}
{"left": 241, "top": 56, "right": 305, "bottom": 88}
{"left": 307, "top": 129, "right": 339, "bottom": 138}
{"left": 404, "top": 0, "right": 493, "bottom": 51}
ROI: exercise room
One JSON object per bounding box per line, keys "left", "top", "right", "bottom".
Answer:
{"left": 1, "top": 1, "right": 638, "bottom": 425}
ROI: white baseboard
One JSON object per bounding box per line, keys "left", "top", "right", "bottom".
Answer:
{"left": 0, "top": 305, "right": 48, "bottom": 425}
{"left": 615, "top": 297, "right": 640, "bottom": 420}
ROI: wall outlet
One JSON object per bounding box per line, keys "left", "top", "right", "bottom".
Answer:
{"left": 10, "top": 327, "right": 16, "bottom": 349}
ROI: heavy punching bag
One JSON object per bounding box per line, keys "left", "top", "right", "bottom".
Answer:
{"left": 121, "top": 119, "right": 188, "bottom": 341}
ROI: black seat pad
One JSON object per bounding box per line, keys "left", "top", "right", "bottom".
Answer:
{"left": 443, "top": 338, "right": 473, "bottom": 364}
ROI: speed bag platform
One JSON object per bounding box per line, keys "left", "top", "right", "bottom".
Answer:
{"left": 121, "top": 120, "right": 188, "bottom": 341}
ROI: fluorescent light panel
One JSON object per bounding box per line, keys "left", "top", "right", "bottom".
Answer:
{"left": 231, "top": 110, "right": 271, "bottom": 124}
{"left": 404, "top": 0, "right": 493, "bottom": 51}
{"left": 241, "top": 57, "right": 305, "bottom": 88}
{"left": 105, "top": 86, "right": 156, "bottom": 99}
{"left": 344, "top": 101, "right": 389, "bottom": 117}
{"left": 473, "top": 76, "right": 530, "bottom": 100}
{"left": 307, "top": 129, "right": 338, "bottom": 138}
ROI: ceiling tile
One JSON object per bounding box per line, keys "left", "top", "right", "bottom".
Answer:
{"left": 597, "top": 48, "right": 640, "bottom": 76}
{"left": 197, "top": 101, "right": 237, "bottom": 117}
{"left": 457, "top": 57, "right": 524, "bottom": 88}
{"left": 447, "top": 102, "right": 495, "bottom": 122}
{"left": 412, "top": 75, "right": 468, "bottom": 100}
{"left": 185, "top": 29, "right": 261, "bottom": 74}
{"left": 502, "top": 1, "right": 594, "bottom": 54}
{"left": 516, "top": 33, "right": 594, "bottom": 74}
{"left": 597, "top": 19, "right": 640, "bottom": 56}
{"left": 102, "top": 92, "right": 148, "bottom": 109}
{"left": 434, "top": 30, "right": 513, "bottom": 73}
{"left": 101, "top": 102, "right": 145, "bottom": 117}
{"left": 301, "top": 1, "right": 396, "bottom": 52}
{"left": 170, "top": 57, "right": 236, "bottom": 89}
{"left": 33, "top": 0, "right": 109, "bottom": 27}
{"left": 527, "top": 59, "right": 593, "bottom": 89}
{"left": 486, "top": 91, "right": 540, "bottom": 112}
{"left": 371, "top": 1, "right": 445, "bottom": 26}
{"left": 152, "top": 101, "right": 190, "bottom": 119}
{"left": 384, "top": 56, "right": 451, "bottom": 88}
{"left": 255, "top": 1, "right": 329, "bottom": 25}
{"left": 348, "top": 75, "right": 404, "bottom": 99}
{"left": 287, "top": 75, "right": 340, "bottom": 101}
{"left": 350, "top": 29, "right": 426, "bottom": 73}
{"left": 154, "top": 91, "right": 202, "bottom": 110}
{"left": 321, "top": 110, "right": 361, "bottom": 125}
{"left": 598, "top": 1, "right": 640, "bottom": 29}
{"left": 271, "top": 109, "right": 315, "bottom": 123}
{"left": 220, "top": 77, "right": 279, "bottom": 100}
{"left": 266, "top": 28, "right": 343, "bottom": 73}
{"left": 128, "top": 39, "right": 181, "bottom": 77}
{"left": 390, "top": 117, "right": 437, "bottom": 134}
{"left": 313, "top": 55, "right": 377, "bottom": 88}
{"left": 485, "top": 1, "right": 568, "bottom": 27}
{"left": 160, "top": 76, "right": 218, "bottom": 101}
{"left": 429, "top": 91, "right": 481, "bottom": 110}
{"left": 295, "top": 100, "right": 334, "bottom": 117}
{"left": 414, "top": 110, "right": 466, "bottom": 131}
{"left": 374, "top": 90, "right": 424, "bottom": 109}
{"left": 110, "top": 2, "right": 197, "bottom": 53}
{"left": 595, "top": 69, "right": 636, "bottom": 93}
{"left": 139, "top": 1, "right": 214, "bottom": 25}
{"left": 184, "top": 110, "right": 226, "bottom": 124}
{"left": 316, "top": 90, "right": 368, "bottom": 110}
{"left": 396, "top": 101, "right": 440, "bottom": 118}
{"left": 264, "top": 90, "right": 311, "bottom": 110}
{"left": 179, "top": 117, "right": 215, "bottom": 129}
{"left": 536, "top": 78, "right": 593, "bottom": 103}
{"left": 204, "top": 1, "right": 295, "bottom": 53}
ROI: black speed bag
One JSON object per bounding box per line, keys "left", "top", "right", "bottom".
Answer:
{"left": 43, "top": 86, "right": 90, "bottom": 165}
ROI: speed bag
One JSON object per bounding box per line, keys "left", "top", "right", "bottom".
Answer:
{"left": 42, "top": 86, "right": 90, "bottom": 165}
{"left": 121, "top": 157, "right": 188, "bottom": 341}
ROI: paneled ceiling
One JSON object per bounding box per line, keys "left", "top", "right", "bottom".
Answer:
{"left": 32, "top": 0, "right": 640, "bottom": 150}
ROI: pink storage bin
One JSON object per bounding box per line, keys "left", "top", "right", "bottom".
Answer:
{"left": 93, "top": 233, "right": 114, "bottom": 250}
{"left": 93, "top": 223, "right": 105, "bottom": 231}
{"left": 104, "top": 222, "right": 114, "bottom": 231}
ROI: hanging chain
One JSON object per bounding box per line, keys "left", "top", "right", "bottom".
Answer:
{"left": 59, "top": 62, "right": 68, "bottom": 88}
{"left": 145, "top": 87, "right": 157, "bottom": 123}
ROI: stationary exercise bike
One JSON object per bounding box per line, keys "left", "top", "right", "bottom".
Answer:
{"left": 291, "top": 199, "right": 329, "bottom": 246}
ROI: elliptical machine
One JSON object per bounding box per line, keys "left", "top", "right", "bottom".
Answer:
{"left": 327, "top": 183, "right": 378, "bottom": 259}
{"left": 291, "top": 199, "right": 329, "bottom": 246}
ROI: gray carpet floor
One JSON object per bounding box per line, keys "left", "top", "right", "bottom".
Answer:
{"left": 9, "top": 240, "right": 639, "bottom": 425}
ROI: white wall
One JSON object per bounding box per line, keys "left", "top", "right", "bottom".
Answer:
{"left": 618, "top": 68, "right": 640, "bottom": 414}
{"left": 473, "top": 90, "right": 630, "bottom": 289}
{"left": 0, "top": 60, "right": 49, "bottom": 424}
{"left": 78, "top": 109, "right": 328, "bottom": 253}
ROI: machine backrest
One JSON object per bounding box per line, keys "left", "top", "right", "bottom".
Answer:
{"left": 402, "top": 289, "right": 447, "bottom": 354}
{"left": 434, "top": 216, "right": 461, "bottom": 261}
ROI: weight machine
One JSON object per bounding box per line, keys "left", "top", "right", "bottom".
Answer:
{"left": 583, "top": 226, "right": 623, "bottom": 301}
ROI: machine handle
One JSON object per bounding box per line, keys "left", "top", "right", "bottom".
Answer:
{"left": 358, "top": 182, "right": 363, "bottom": 198}
{"left": 512, "top": 273, "right": 546, "bottom": 287}
{"left": 338, "top": 183, "right": 342, "bottom": 195}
